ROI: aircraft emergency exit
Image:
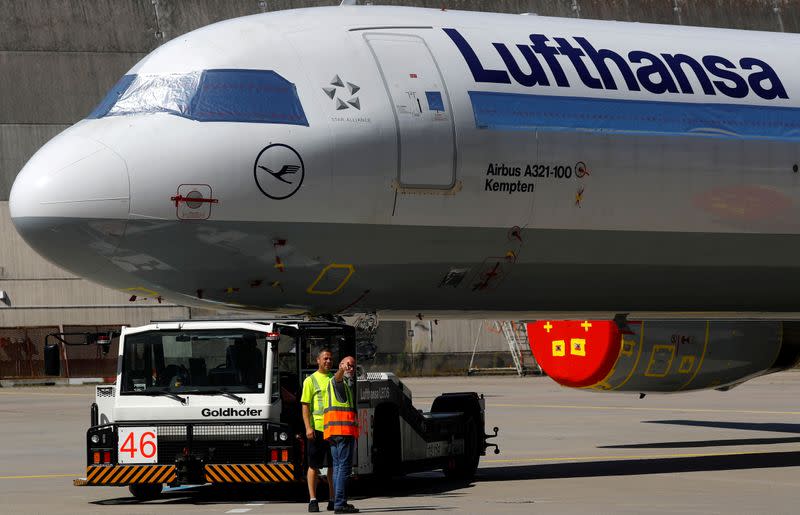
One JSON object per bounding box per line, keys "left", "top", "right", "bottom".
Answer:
{"left": 10, "top": 5, "right": 800, "bottom": 323}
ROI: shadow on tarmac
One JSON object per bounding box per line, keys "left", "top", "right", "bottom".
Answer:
{"left": 643, "top": 419, "right": 800, "bottom": 434}
{"left": 599, "top": 419, "right": 800, "bottom": 448}
{"left": 90, "top": 475, "right": 469, "bottom": 510}
{"left": 476, "top": 450, "right": 800, "bottom": 481}
{"left": 600, "top": 436, "right": 800, "bottom": 448}
{"left": 89, "top": 419, "right": 800, "bottom": 508}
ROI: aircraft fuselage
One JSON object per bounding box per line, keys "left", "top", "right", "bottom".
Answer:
{"left": 10, "top": 6, "right": 800, "bottom": 317}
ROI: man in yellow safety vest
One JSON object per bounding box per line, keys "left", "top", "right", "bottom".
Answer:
{"left": 301, "top": 348, "right": 335, "bottom": 513}
{"left": 323, "top": 355, "right": 360, "bottom": 514}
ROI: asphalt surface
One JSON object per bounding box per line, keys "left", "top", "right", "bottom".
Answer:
{"left": 2, "top": 373, "right": 800, "bottom": 514}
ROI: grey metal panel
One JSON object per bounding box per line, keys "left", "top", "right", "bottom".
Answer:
{"left": 0, "top": 0, "right": 159, "bottom": 52}
{"left": 0, "top": 52, "right": 145, "bottom": 125}
{"left": 678, "top": 0, "right": 781, "bottom": 31}
{"left": 0, "top": 278, "right": 155, "bottom": 307}
{"left": 412, "top": 320, "right": 509, "bottom": 353}
{"left": 373, "top": 320, "right": 410, "bottom": 353}
{"left": 155, "top": 0, "right": 265, "bottom": 42}
{"left": 579, "top": 0, "right": 679, "bottom": 25}
{"left": 0, "top": 124, "right": 68, "bottom": 201}
{"left": 0, "top": 306, "right": 190, "bottom": 327}
{"left": 778, "top": 1, "right": 800, "bottom": 34}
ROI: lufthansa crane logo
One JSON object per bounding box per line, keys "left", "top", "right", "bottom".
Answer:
{"left": 254, "top": 144, "right": 305, "bottom": 200}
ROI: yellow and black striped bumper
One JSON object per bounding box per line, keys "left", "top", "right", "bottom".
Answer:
{"left": 86, "top": 465, "right": 176, "bottom": 485}
{"left": 205, "top": 463, "right": 296, "bottom": 483}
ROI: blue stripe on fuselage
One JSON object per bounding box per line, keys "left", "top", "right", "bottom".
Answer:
{"left": 469, "top": 91, "right": 800, "bottom": 141}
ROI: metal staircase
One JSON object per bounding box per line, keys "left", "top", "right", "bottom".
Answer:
{"left": 468, "top": 321, "right": 540, "bottom": 376}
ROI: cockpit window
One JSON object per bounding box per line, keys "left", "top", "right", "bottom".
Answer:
{"left": 88, "top": 75, "right": 137, "bottom": 119}
{"left": 87, "top": 69, "right": 308, "bottom": 126}
{"left": 108, "top": 72, "right": 201, "bottom": 118}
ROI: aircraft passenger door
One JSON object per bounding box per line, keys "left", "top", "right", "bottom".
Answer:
{"left": 365, "top": 33, "right": 456, "bottom": 189}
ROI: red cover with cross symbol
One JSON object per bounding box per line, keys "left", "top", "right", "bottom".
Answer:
{"left": 526, "top": 320, "right": 621, "bottom": 388}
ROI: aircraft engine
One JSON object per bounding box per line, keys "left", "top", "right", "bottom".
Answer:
{"left": 526, "top": 320, "right": 800, "bottom": 393}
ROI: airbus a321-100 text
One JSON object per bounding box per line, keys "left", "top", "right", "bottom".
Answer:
{"left": 10, "top": 5, "right": 800, "bottom": 392}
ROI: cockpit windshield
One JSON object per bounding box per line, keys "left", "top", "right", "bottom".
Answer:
{"left": 120, "top": 329, "right": 269, "bottom": 395}
{"left": 88, "top": 69, "right": 308, "bottom": 126}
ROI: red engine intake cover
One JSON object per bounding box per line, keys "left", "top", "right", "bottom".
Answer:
{"left": 527, "top": 320, "right": 622, "bottom": 388}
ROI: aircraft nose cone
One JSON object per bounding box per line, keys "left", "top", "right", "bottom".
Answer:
{"left": 9, "top": 133, "right": 130, "bottom": 276}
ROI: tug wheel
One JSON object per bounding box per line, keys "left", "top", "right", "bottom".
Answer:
{"left": 443, "top": 416, "right": 480, "bottom": 480}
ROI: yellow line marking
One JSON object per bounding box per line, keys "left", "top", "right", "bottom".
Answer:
{"left": 492, "top": 403, "right": 800, "bottom": 415}
{"left": 679, "top": 321, "right": 709, "bottom": 391}
{"left": 612, "top": 323, "right": 645, "bottom": 390}
{"left": 306, "top": 263, "right": 355, "bottom": 295}
{"left": 643, "top": 344, "right": 676, "bottom": 378}
{"left": 0, "top": 473, "right": 78, "bottom": 479}
{"left": 484, "top": 449, "right": 794, "bottom": 464}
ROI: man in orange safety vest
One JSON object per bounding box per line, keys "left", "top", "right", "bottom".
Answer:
{"left": 323, "top": 356, "right": 359, "bottom": 514}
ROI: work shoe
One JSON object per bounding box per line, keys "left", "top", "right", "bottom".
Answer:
{"left": 334, "top": 505, "right": 359, "bottom": 514}
{"left": 308, "top": 500, "right": 320, "bottom": 513}
{"left": 327, "top": 501, "right": 334, "bottom": 511}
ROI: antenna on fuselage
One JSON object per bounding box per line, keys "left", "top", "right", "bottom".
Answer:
{"left": 340, "top": 0, "right": 358, "bottom": 5}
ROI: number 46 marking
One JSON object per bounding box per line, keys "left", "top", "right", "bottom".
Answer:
{"left": 118, "top": 427, "right": 158, "bottom": 464}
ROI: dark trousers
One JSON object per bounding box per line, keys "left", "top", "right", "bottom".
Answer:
{"left": 328, "top": 436, "right": 354, "bottom": 509}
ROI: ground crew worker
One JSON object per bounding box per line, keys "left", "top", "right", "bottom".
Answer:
{"left": 301, "top": 348, "right": 335, "bottom": 513}
{"left": 323, "top": 356, "right": 359, "bottom": 514}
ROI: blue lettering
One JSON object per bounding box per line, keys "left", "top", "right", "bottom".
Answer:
{"left": 661, "top": 53, "right": 716, "bottom": 95}
{"left": 629, "top": 50, "right": 678, "bottom": 94}
{"left": 554, "top": 38, "right": 602, "bottom": 89}
{"left": 443, "top": 29, "right": 789, "bottom": 101}
{"left": 529, "top": 35, "right": 570, "bottom": 87}
{"left": 741, "top": 57, "right": 789, "bottom": 100}
{"left": 703, "top": 55, "right": 748, "bottom": 98}
{"left": 493, "top": 43, "right": 550, "bottom": 87}
{"left": 575, "top": 37, "right": 639, "bottom": 91}
{"left": 443, "top": 28, "right": 510, "bottom": 84}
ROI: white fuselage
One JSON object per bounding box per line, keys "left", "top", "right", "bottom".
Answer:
{"left": 9, "top": 6, "right": 800, "bottom": 317}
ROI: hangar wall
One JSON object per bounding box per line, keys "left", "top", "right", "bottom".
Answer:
{"left": 0, "top": 0, "right": 796, "bottom": 376}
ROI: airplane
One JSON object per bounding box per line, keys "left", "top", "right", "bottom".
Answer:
{"left": 9, "top": 4, "right": 800, "bottom": 392}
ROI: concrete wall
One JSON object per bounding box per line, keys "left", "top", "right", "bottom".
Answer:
{"left": 1, "top": 0, "right": 797, "bottom": 373}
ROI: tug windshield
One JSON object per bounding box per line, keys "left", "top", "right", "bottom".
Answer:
{"left": 120, "top": 329, "right": 268, "bottom": 395}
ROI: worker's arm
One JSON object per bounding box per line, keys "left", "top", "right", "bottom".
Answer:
{"left": 334, "top": 356, "right": 355, "bottom": 383}
{"left": 333, "top": 366, "right": 345, "bottom": 383}
{"left": 301, "top": 403, "right": 314, "bottom": 440}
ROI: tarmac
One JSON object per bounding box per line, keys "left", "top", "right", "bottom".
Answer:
{"left": 2, "top": 373, "right": 800, "bottom": 514}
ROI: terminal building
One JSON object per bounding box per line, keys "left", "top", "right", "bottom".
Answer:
{"left": 0, "top": 0, "right": 793, "bottom": 379}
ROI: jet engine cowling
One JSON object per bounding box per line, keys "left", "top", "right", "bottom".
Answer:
{"left": 527, "top": 320, "right": 800, "bottom": 393}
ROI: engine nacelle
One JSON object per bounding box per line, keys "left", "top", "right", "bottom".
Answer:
{"left": 527, "top": 320, "right": 800, "bottom": 393}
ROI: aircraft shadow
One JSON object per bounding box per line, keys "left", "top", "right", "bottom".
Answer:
{"left": 90, "top": 474, "right": 468, "bottom": 509}
{"left": 597, "top": 419, "right": 800, "bottom": 448}
{"left": 90, "top": 419, "right": 800, "bottom": 506}
{"left": 475, "top": 450, "right": 800, "bottom": 482}
{"left": 600, "top": 436, "right": 800, "bottom": 449}
{"left": 643, "top": 419, "right": 800, "bottom": 434}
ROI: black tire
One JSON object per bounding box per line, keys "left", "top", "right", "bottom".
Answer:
{"left": 443, "top": 416, "right": 480, "bottom": 480}
{"left": 372, "top": 404, "right": 401, "bottom": 477}
{"left": 129, "top": 483, "right": 162, "bottom": 501}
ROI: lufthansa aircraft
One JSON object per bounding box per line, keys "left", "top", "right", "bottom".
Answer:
{"left": 10, "top": 5, "right": 800, "bottom": 391}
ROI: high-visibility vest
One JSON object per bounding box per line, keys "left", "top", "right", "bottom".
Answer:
{"left": 309, "top": 373, "right": 329, "bottom": 419}
{"left": 323, "top": 379, "right": 359, "bottom": 440}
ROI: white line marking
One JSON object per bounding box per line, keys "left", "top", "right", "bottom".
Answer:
{"left": 226, "top": 509, "right": 251, "bottom": 514}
